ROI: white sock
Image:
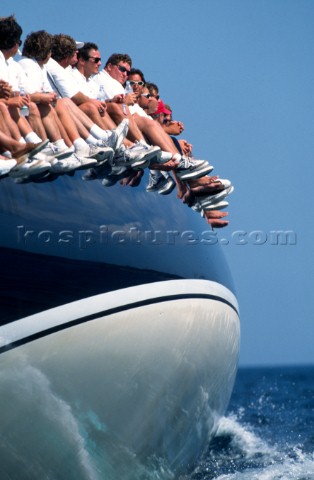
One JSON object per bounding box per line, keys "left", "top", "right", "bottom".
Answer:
{"left": 53, "top": 139, "right": 68, "bottom": 150}
{"left": 2, "top": 150, "right": 12, "bottom": 158}
{"left": 73, "top": 138, "right": 88, "bottom": 151}
{"left": 18, "top": 137, "right": 26, "bottom": 144}
{"left": 90, "top": 124, "right": 109, "bottom": 141}
{"left": 172, "top": 153, "right": 181, "bottom": 162}
{"left": 85, "top": 134, "right": 98, "bottom": 145}
{"left": 25, "top": 132, "right": 42, "bottom": 144}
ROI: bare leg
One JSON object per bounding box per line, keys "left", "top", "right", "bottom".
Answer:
{"left": 2, "top": 104, "right": 28, "bottom": 140}
{"left": 133, "top": 114, "right": 179, "bottom": 154}
{"left": 58, "top": 98, "right": 93, "bottom": 138}
{"left": 55, "top": 99, "right": 88, "bottom": 143}
{"left": 37, "top": 104, "right": 67, "bottom": 143}
{"left": 79, "top": 102, "right": 117, "bottom": 130}
{"left": 54, "top": 112, "right": 72, "bottom": 146}
{"left": 0, "top": 130, "right": 23, "bottom": 152}
{"left": 26, "top": 102, "right": 48, "bottom": 140}
{"left": 106, "top": 103, "right": 144, "bottom": 143}
{"left": 0, "top": 130, "right": 45, "bottom": 159}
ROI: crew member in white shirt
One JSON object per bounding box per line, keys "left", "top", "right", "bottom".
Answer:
{"left": 0, "top": 15, "right": 54, "bottom": 177}
{"left": 69, "top": 42, "right": 162, "bottom": 170}
{"left": 46, "top": 35, "right": 128, "bottom": 150}
{"left": 19, "top": 30, "right": 117, "bottom": 171}
{"left": 98, "top": 57, "right": 214, "bottom": 183}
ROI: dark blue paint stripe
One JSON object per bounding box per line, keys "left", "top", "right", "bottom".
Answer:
{"left": 0, "top": 293, "right": 238, "bottom": 355}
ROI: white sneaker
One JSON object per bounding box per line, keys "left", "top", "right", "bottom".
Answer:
{"left": 192, "top": 200, "right": 230, "bottom": 213}
{"left": 74, "top": 154, "right": 98, "bottom": 169}
{"left": 200, "top": 186, "right": 234, "bottom": 206}
{"left": 201, "top": 201, "right": 230, "bottom": 214}
{"left": 104, "top": 118, "right": 129, "bottom": 151}
{"left": 160, "top": 151, "right": 173, "bottom": 163}
{"left": 50, "top": 154, "right": 81, "bottom": 173}
{"left": 76, "top": 144, "right": 114, "bottom": 165}
{"left": 9, "top": 157, "right": 51, "bottom": 178}
{"left": 41, "top": 143, "right": 75, "bottom": 160}
{"left": 175, "top": 156, "right": 213, "bottom": 181}
{"left": 113, "top": 143, "right": 161, "bottom": 169}
{"left": 146, "top": 173, "right": 176, "bottom": 195}
{"left": 0, "top": 158, "right": 17, "bottom": 176}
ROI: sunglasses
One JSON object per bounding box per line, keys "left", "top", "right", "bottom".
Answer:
{"left": 88, "top": 56, "right": 101, "bottom": 63}
{"left": 117, "top": 65, "right": 130, "bottom": 74}
{"left": 130, "top": 80, "right": 144, "bottom": 86}
{"left": 141, "top": 93, "right": 152, "bottom": 98}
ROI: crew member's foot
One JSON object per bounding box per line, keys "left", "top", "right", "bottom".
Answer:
{"left": 50, "top": 154, "right": 82, "bottom": 173}
{"left": 120, "top": 170, "right": 144, "bottom": 187}
{"left": 190, "top": 178, "right": 231, "bottom": 195}
{"left": 40, "top": 143, "right": 74, "bottom": 160}
{"left": 9, "top": 154, "right": 51, "bottom": 178}
{"left": 76, "top": 144, "right": 114, "bottom": 166}
{"left": 201, "top": 201, "right": 229, "bottom": 212}
{"left": 204, "top": 210, "right": 229, "bottom": 220}
{"left": 189, "top": 175, "right": 220, "bottom": 187}
{"left": 174, "top": 155, "right": 214, "bottom": 181}
{"left": 146, "top": 172, "right": 176, "bottom": 195}
{"left": 99, "top": 118, "right": 129, "bottom": 151}
{"left": 101, "top": 168, "right": 134, "bottom": 187}
{"left": 0, "top": 158, "right": 17, "bottom": 176}
{"left": 196, "top": 185, "right": 234, "bottom": 209}
{"left": 113, "top": 143, "right": 161, "bottom": 170}
{"left": 207, "top": 218, "right": 229, "bottom": 229}
{"left": 12, "top": 139, "right": 49, "bottom": 159}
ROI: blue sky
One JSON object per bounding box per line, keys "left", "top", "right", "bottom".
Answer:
{"left": 4, "top": 0, "right": 314, "bottom": 366}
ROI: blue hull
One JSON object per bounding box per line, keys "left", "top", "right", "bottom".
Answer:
{"left": 0, "top": 169, "right": 240, "bottom": 477}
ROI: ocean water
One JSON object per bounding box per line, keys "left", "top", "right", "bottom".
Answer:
{"left": 188, "top": 365, "right": 314, "bottom": 480}
{"left": 1, "top": 364, "right": 313, "bottom": 479}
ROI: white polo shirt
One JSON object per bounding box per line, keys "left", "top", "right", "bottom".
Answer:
{"left": 129, "top": 102, "right": 151, "bottom": 118}
{"left": 46, "top": 58, "right": 80, "bottom": 98}
{"left": 0, "top": 51, "right": 29, "bottom": 91}
{"left": 68, "top": 67, "right": 99, "bottom": 98}
{"left": 18, "top": 57, "right": 53, "bottom": 94}
{"left": 93, "top": 69, "right": 124, "bottom": 100}
{"left": 0, "top": 50, "right": 9, "bottom": 82}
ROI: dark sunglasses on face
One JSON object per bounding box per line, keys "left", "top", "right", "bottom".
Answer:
{"left": 130, "top": 80, "right": 144, "bottom": 87}
{"left": 117, "top": 65, "right": 130, "bottom": 74}
{"left": 88, "top": 56, "right": 101, "bottom": 63}
{"left": 141, "top": 93, "right": 152, "bottom": 98}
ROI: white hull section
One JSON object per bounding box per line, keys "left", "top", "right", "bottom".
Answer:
{"left": 0, "top": 279, "right": 240, "bottom": 477}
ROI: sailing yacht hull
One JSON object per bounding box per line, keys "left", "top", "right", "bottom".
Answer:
{"left": 0, "top": 169, "right": 240, "bottom": 477}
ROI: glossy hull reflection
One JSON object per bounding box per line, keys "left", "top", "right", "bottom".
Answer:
{"left": 0, "top": 168, "right": 240, "bottom": 477}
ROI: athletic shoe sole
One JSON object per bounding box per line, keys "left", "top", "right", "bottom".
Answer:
{"left": 112, "top": 119, "right": 129, "bottom": 151}
{"left": 27, "top": 139, "right": 50, "bottom": 157}
{"left": 199, "top": 186, "right": 234, "bottom": 207}
{"left": 158, "top": 178, "right": 176, "bottom": 195}
{"left": 146, "top": 176, "right": 167, "bottom": 192}
{"left": 130, "top": 148, "right": 161, "bottom": 170}
{"left": 53, "top": 149, "right": 75, "bottom": 160}
{"left": 101, "top": 169, "right": 133, "bottom": 187}
{"left": 0, "top": 159, "right": 17, "bottom": 177}
{"left": 94, "top": 148, "right": 114, "bottom": 165}
{"left": 74, "top": 157, "right": 98, "bottom": 170}
{"left": 9, "top": 161, "right": 51, "bottom": 178}
{"left": 201, "top": 201, "right": 229, "bottom": 213}
{"left": 175, "top": 163, "right": 214, "bottom": 181}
